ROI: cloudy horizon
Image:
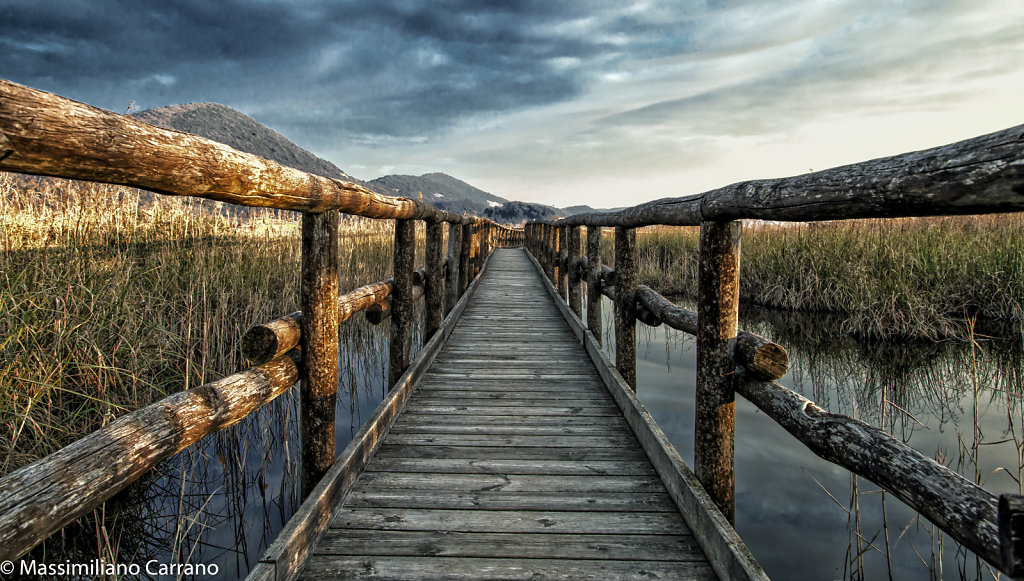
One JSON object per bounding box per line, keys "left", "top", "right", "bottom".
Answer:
{"left": 3, "top": 0, "right": 1022, "bottom": 208}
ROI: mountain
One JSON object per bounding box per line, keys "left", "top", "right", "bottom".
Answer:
{"left": 483, "top": 201, "right": 562, "bottom": 224}
{"left": 368, "top": 173, "right": 508, "bottom": 216}
{"left": 132, "top": 103, "right": 361, "bottom": 184}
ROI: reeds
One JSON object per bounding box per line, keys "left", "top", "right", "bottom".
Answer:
{"left": 614, "top": 217, "right": 1024, "bottom": 341}
{"left": 0, "top": 172, "right": 395, "bottom": 472}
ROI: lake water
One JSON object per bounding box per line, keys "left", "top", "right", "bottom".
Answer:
{"left": 33, "top": 294, "right": 1022, "bottom": 580}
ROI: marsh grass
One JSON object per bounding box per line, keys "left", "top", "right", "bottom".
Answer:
{"left": 0, "top": 172, "right": 395, "bottom": 472}
{"left": 609, "top": 216, "right": 1024, "bottom": 341}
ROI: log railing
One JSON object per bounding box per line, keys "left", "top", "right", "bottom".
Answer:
{"left": 525, "top": 121, "right": 1024, "bottom": 575}
{"left": 0, "top": 79, "right": 524, "bottom": 560}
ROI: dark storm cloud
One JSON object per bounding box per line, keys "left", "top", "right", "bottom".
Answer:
{"left": 1, "top": 0, "right": 679, "bottom": 143}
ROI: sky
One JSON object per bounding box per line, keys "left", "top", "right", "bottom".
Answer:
{"left": 2, "top": 0, "right": 1022, "bottom": 208}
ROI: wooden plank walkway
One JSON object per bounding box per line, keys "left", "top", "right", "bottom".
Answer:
{"left": 297, "top": 248, "right": 717, "bottom": 580}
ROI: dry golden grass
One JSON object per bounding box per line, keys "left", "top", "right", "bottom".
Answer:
{"left": 0, "top": 173, "right": 395, "bottom": 471}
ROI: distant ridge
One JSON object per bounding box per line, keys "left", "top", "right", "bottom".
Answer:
{"left": 132, "top": 103, "right": 361, "bottom": 184}
{"left": 368, "top": 173, "right": 508, "bottom": 216}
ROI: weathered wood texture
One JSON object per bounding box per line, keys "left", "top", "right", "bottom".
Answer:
{"left": 586, "top": 226, "right": 603, "bottom": 345}
{"left": 1001, "top": 494, "right": 1024, "bottom": 577}
{"left": 389, "top": 219, "right": 416, "bottom": 389}
{"left": 544, "top": 124, "right": 1024, "bottom": 227}
{"left": 635, "top": 286, "right": 788, "bottom": 381}
{"left": 243, "top": 280, "right": 393, "bottom": 364}
{"left": 300, "top": 211, "right": 339, "bottom": 498}
{"left": 253, "top": 255, "right": 490, "bottom": 581}
{"left": 289, "top": 249, "right": 725, "bottom": 580}
{"left": 524, "top": 248, "right": 768, "bottom": 581}
{"left": 445, "top": 221, "right": 462, "bottom": 316}
{"left": 425, "top": 220, "right": 445, "bottom": 340}
{"left": 0, "top": 80, "right": 497, "bottom": 222}
{"left": 0, "top": 351, "right": 301, "bottom": 561}
{"left": 614, "top": 226, "right": 637, "bottom": 389}
{"left": 557, "top": 226, "right": 569, "bottom": 300}
{"left": 459, "top": 223, "right": 472, "bottom": 296}
{"left": 365, "top": 284, "right": 424, "bottom": 325}
{"left": 568, "top": 225, "right": 583, "bottom": 318}
{"left": 694, "top": 221, "right": 740, "bottom": 523}
{"left": 735, "top": 376, "right": 1002, "bottom": 571}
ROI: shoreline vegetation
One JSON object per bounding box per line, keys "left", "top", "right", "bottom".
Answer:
{"left": 2, "top": 170, "right": 1022, "bottom": 471}
{"left": 615, "top": 218, "right": 1024, "bottom": 343}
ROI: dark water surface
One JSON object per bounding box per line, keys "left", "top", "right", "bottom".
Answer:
{"left": 32, "top": 296, "right": 1022, "bottom": 580}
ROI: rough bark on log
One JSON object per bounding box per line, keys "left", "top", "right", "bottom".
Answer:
{"left": 635, "top": 285, "right": 788, "bottom": 381}
{"left": 1000, "top": 494, "right": 1024, "bottom": 577}
{"left": 547, "top": 124, "right": 1024, "bottom": 227}
{"left": 568, "top": 225, "right": 583, "bottom": 318}
{"left": 586, "top": 226, "right": 603, "bottom": 345}
{"left": 389, "top": 219, "right": 415, "bottom": 388}
{"left": 736, "top": 376, "right": 1002, "bottom": 571}
{"left": 300, "top": 211, "right": 339, "bottom": 498}
{"left": 242, "top": 280, "right": 393, "bottom": 364}
{"left": 366, "top": 284, "right": 425, "bottom": 325}
{"left": 614, "top": 226, "right": 637, "bottom": 389}
{"left": 444, "top": 222, "right": 462, "bottom": 316}
{"left": 425, "top": 221, "right": 445, "bottom": 340}
{"left": 0, "top": 80, "right": 482, "bottom": 222}
{"left": 0, "top": 351, "right": 301, "bottom": 561}
{"left": 695, "top": 220, "right": 740, "bottom": 523}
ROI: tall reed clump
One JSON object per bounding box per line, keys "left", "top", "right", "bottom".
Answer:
{"left": 605, "top": 216, "right": 1024, "bottom": 341}
{"left": 0, "top": 172, "right": 393, "bottom": 472}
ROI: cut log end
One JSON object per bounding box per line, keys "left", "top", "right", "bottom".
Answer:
{"left": 747, "top": 342, "right": 789, "bottom": 381}
{"left": 241, "top": 313, "right": 301, "bottom": 364}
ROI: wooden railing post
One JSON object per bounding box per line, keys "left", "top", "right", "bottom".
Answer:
{"left": 558, "top": 226, "right": 569, "bottom": 301}
{"left": 300, "top": 210, "right": 339, "bottom": 498}
{"left": 546, "top": 224, "right": 556, "bottom": 284}
{"left": 389, "top": 219, "right": 415, "bottom": 388}
{"left": 695, "top": 220, "right": 741, "bottom": 523}
{"left": 587, "top": 225, "right": 603, "bottom": 345}
{"left": 568, "top": 225, "right": 583, "bottom": 318}
{"left": 459, "top": 222, "right": 472, "bottom": 296}
{"left": 425, "top": 219, "right": 445, "bottom": 340}
{"left": 614, "top": 226, "right": 637, "bottom": 389}
{"left": 445, "top": 221, "right": 462, "bottom": 316}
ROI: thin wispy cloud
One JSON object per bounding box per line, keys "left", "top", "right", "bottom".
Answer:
{"left": 2, "top": 0, "right": 1021, "bottom": 207}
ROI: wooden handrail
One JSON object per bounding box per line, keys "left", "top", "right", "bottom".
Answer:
{"left": 538, "top": 125, "right": 1024, "bottom": 228}
{"left": 0, "top": 351, "right": 301, "bottom": 561}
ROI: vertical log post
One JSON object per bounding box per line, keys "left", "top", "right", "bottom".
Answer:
{"left": 695, "top": 220, "right": 742, "bottom": 524}
{"left": 445, "top": 221, "right": 462, "bottom": 316}
{"left": 389, "top": 219, "right": 416, "bottom": 389}
{"left": 614, "top": 226, "right": 637, "bottom": 389}
{"left": 300, "top": 210, "right": 339, "bottom": 498}
{"left": 587, "top": 225, "right": 603, "bottom": 345}
{"left": 424, "top": 219, "right": 445, "bottom": 340}
{"left": 459, "top": 222, "right": 472, "bottom": 296}
{"left": 568, "top": 225, "right": 583, "bottom": 318}
{"left": 1001, "top": 494, "right": 1024, "bottom": 577}
{"left": 546, "top": 224, "right": 557, "bottom": 284}
{"left": 558, "top": 226, "right": 569, "bottom": 301}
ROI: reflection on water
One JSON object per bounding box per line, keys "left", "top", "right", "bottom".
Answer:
{"left": 31, "top": 318, "right": 397, "bottom": 580}
{"left": 600, "top": 296, "right": 1024, "bottom": 580}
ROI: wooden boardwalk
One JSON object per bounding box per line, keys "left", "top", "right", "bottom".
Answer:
{"left": 296, "top": 248, "right": 717, "bottom": 579}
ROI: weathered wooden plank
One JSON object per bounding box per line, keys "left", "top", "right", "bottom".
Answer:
{"left": 344, "top": 490, "right": 677, "bottom": 512}
{"left": 523, "top": 247, "right": 769, "bottom": 581}
{"left": 331, "top": 508, "right": 688, "bottom": 534}
{"left": 313, "top": 531, "right": 702, "bottom": 561}
{"left": 299, "top": 556, "right": 715, "bottom": 580}
{"left": 374, "top": 445, "right": 646, "bottom": 462}
{"left": 0, "top": 351, "right": 301, "bottom": 561}
{"left": 381, "top": 434, "right": 637, "bottom": 448}
{"left": 251, "top": 251, "right": 492, "bottom": 581}
{"left": 405, "top": 405, "right": 621, "bottom": 417}
{"left": 388, "top": 423, "right": 620, "bottom": 437}
{"left": 300, "top": 210, "right": 340, "bottom": 498}
{"left": 364, "top": 458, "right": 656, "bottom": 476}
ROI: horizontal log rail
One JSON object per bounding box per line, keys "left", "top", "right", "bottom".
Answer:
{"left": 538, "top": 125, "right": 1024, "bottom": 228}
{"left": 0, "top": 351, "right": 301, "bottom": 561}
{"left": 735, "top": 376, "right": 1001, "bottom": 568}
{"left": 524, "top": 123, "right": 1024, "bottom": 574}
{"left": 0, "top": 77, "right": 528, "bottom": 560}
